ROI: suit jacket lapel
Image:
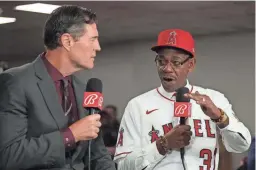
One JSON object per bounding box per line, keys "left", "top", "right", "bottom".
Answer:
{"left": 72, "top": 75, "right": 88, "bottom": 119}
{"left": 71, "top": 75, "right": 90, "bottom": 161}
{"left": 33, "top": 56, "right": 67, "bottom": 129}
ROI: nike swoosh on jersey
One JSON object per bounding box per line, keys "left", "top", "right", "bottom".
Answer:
{"left": 146, "top": 109, "right": 159, "bottom": 115}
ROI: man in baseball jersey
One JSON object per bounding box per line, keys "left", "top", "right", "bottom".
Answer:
{"left": 114, "top": 29, "right": 251, "bottom": 170}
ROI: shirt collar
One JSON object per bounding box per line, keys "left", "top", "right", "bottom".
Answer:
{"left": 41, "top": 52, "right": 71, "bottom": 82}
{"left": 157, "top": 80, "right": 193, "bottom": 101}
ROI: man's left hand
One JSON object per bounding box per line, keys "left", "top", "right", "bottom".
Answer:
{"left": 184, "top": 91, "right": 221, "bottom": 119}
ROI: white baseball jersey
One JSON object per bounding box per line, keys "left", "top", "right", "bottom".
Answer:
{"left": 114, "top": 81, "right": 251, "bottom": 170}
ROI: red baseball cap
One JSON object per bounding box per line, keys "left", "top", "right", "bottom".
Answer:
{"left": 151, "top": 29, "right": 195, "bottom": 57}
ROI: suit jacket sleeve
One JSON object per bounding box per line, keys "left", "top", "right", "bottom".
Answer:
{"left": 83, "top": 130, "right": 116, "bottom": 170}
{"left": 0, "top": 73, "right": 66, "bottom": 170}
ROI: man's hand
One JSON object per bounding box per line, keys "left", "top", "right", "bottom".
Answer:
{"left": 165, "top": 125, "right": 192, "bottom": 150}
{"left": 156, "top": 125, "right": 192, "bottom": 155}
{"left": 69, "top": 114, "right": 102, "bottom": 142}
{"left": 184, "top": 91, "right": 221, "bottom": 119}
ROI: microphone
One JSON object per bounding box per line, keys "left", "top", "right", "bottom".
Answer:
{"left": 83, "top": 78, "right": 103, "bottom": 170}
{"left": 175, "top": 87, "right": 191, "bottom": 124}
{"left": 83, "top": 78, "right": 103, "bottom": 114}
{"left": 174, "top": 87, "right": 191, "bottom": 170}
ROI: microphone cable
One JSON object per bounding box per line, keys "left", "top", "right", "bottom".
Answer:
{"left": 180, "top": 148, "right": 186, "bottom": 170}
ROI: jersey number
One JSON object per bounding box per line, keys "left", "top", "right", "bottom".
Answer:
{"left": 199, "top": 148, "right": 217, "bottom": 170}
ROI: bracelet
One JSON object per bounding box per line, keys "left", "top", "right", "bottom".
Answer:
{"left": 159, "top": 136, "right": 168, "bottom": 153}
{"left": 211, "top": 108, "right": 227, "bottom": 123}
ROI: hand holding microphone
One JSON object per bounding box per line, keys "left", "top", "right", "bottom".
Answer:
{"left": 175, "top": 87, "right": 193, "bottom": 169}
{"left": 157, "top": 124, "right": 192, "bottom": 155}
{"left": 69, "top": 78, "right": 103, "bottom": 142}
{"left": 69, "top": 114, "right": 102, "bottom": 142}
{"left": 170, "top": 87, "right": 192, "bottom": 150}
{"left": 157, "top": 87, "right": 192, "bottom": 155}
{"left": 164, "top": 124, "right": 192, "bottom": 149}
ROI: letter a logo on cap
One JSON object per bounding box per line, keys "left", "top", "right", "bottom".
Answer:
{"left": 167, "top": 31, "right": 177, "bottom": 45}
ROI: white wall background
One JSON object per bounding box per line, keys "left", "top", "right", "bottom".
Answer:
{"left": 75, "top": 32, "right": 255, "bottom": 169}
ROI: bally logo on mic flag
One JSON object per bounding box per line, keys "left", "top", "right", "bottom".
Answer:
{"left": 174, "top": 102, "right": 192, "bottom": 117}
{"left": 83, "top": 92, "right": 103, "bottom": 110}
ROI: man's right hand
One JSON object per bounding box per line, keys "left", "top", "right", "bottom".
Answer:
{"left": 69, "top": 114, "right": 102, "bottom": 142}
{"left": 165, "top": 125, "right": 192, "bottom": 150}
{"left": 156, "top": 125, "right": 192, "bottom": 155}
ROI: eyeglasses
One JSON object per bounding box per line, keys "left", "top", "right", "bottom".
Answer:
{"left": 155, "top": 55, "right": 191, "bottom": 68}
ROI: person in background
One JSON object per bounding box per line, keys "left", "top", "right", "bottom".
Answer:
{"left": 237, "top": 157, "right": 248, "bottom": 170}
{"left": 100, "top": 105, "right": 120, "bottom": 158}
{"left": 247, "top": 136, "right": 255, "bottom": 170}
{"left": 104, "top": 105, "right": 119, "bottom": 122}
{"left": 0, "top": 61, "right": 9, "bottom": 73}
{"left": 236, "top": 136, "right": 255, "bottom": 170}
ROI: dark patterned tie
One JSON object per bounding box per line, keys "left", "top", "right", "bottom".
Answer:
{"left": 61, "top": 79, "right": 75, "bottom": 168}
{"left": 61, "top": 79, "right": 72, "bottom": 117}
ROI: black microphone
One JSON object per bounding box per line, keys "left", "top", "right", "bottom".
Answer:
{"left": 84, "top": 78, "right": 103, "bottom": 115}
{"left": 84, "top": 78, "right": 103, "bottom": 170}
{"left": 176, "top": 87, "right": 190, "bottom": 170}
{"left": 176, "top": 87, "right": 190, "bottom": 125}
{"left": 85, "top": 78, "right": 102, "bottom": 93}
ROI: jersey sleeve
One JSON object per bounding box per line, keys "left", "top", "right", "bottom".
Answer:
{"left": 209, "top": 90, "right": 251, "bottom": 153}
{"left": 114, "top": 100, "right": 165, "bottom": 170}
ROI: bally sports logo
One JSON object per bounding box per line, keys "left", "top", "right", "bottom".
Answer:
{"left": 83, "top": 92, "right": 103, "bottom": 110}
{"left": 174, "top": 102, "right": 191, "bottom": 117}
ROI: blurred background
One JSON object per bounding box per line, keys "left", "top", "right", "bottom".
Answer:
{"left": 0, "top": 1, "right": 255, "bottom": 169}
